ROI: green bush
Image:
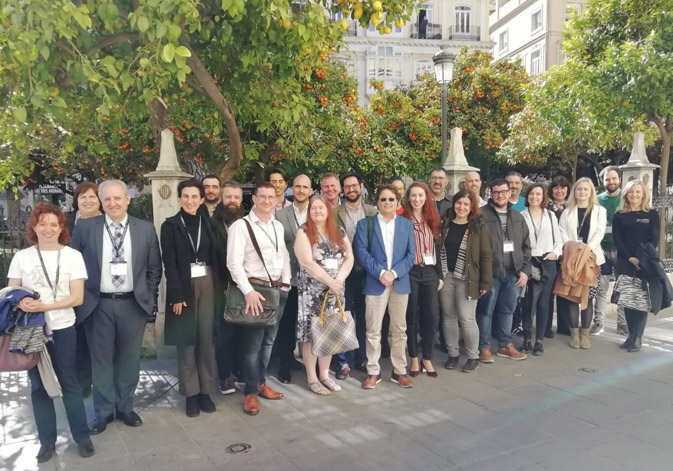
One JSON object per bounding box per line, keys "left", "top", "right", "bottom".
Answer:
{"left": 128, "top": 193, "right": 154, "bottom": 222}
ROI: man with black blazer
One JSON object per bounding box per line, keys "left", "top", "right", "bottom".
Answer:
{"left": 71, "top": 179, "right": 161, "bottom": 434}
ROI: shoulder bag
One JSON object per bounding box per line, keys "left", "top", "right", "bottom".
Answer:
{"left": 311, "top": 292, "right": 359, "bottom": 357}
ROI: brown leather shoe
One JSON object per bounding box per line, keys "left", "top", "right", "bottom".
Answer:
{"left": 361, "top": 375, "right": 381, "bottom": 389}
{"left": 243, "top": 395, "right": 259, "bottom": 415}
{"left": 479, "top": 347, "right": 494, "bottom": 363}
{"left": 391, "top": 373, "right": 414, "bottom": 388}
{"left": 496, "top": 343, "right": 527, "bottom": 360}
{"left": 258, "top": 383, "right": 283, "bottom": 400}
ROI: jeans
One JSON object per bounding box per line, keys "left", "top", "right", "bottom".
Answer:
{"left": 336, "top": 269, "right": 367, "bottom": 367}
{"left": 522, "top": 261, "right": 556, "bottom": 342}
{"left": 477, "top": 271, "right": 519, "bottom": 349}
{"left": 406, "top": 265, "right": 440, "bottom": 360}
{"left": 28, "top": 325, "right": 90, "bottom": 445}
{"left": 241, "top": 289, "right": 288, "bottom": 395}
{"left": 440, "top": 273, "right": 479, "bottom": 360}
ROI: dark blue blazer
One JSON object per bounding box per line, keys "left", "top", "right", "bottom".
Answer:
{"left": 354, "top": 215, "right": 415, "bottom": 295}
{"left": 70, "top": 215, "right": 162, "bottom": 324}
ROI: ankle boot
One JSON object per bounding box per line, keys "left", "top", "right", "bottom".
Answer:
{"left": 569, "top": 328, "right": 580, "bottom": 349}
{"left": 628, "top": 336, "right": 642, "bottom": 352}
{"left": 579, "top": 328, "right": 591, "bottom": 349}
{"left": 620, "top": 334, "right": 635, "bottom": 350}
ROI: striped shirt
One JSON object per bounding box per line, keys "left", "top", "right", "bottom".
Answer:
{"left": 411, "top": 217, "right": 436, "bottom": 266}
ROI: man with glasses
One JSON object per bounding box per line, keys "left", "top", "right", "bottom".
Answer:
{"left": 428, "top": 167, "right": 452, "bottom": 216}
{"left": 333, "top": 172, "right": 378, "bottom": 378}
{"left": 477, "top": 178, "right": 531, "bottom": 363}
{"left": 354, "top": 185, "right": 416, "bottom": 389}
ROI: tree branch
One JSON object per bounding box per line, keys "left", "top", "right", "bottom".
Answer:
{"left": 185, "top": 76, "right": 206, "bottom": 96}
{"left": 90, "top": 33, "right": 141, "bottom": 53}
{"left": 53, "top": 42, "right": 77, "bottom": 60}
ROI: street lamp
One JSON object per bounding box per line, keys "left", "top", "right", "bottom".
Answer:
{"left": 433, "top": 48, "right": 456, "bottom": 164}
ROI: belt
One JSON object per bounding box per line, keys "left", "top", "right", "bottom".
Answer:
{"left": 100, "top": 292, "right": 134, "bottom": 300}
{"left": 248, "top": 278, "right": 290, "bottom": 289}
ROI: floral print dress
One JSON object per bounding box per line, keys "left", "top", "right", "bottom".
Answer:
{"left": 296, "top": 226, "right": 347, "bottom": 343}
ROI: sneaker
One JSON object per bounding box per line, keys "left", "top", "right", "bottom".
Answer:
{"left": 479, "top": 348, "right": 494, "bottom": 363}
{"left": 496, "top": 343, "right": 527, "bottom": 360}
{"left": 218, "top": 378, "right": 236, "bottom": 395}
{"left": 616, "top": 324, "right": 629, "bottom": 336}
{"left": 519, "top": 340, "right": 533, "bottom": 353}
{"left": 444, "top": 356, "right": 460, "bottom": 370}
{"left": 391, "top": 373, "right": 414, "bottom": 388}
{"left": 589, "top": 322, "right": 604, "bottom": 336}
{"left": 462, "top": 359, "right": 479, "bottom": 373}
{"left": 511, "top": 325, "right": 524, "bottom": 336}
{"left": 532, "top": 342, "right": 544, "bottom": 356}
{"left": 335, "top": 364, "right": 350, "bottom": 380}
{"left": 362, "top": 375, "right": 381, "bottom": 389}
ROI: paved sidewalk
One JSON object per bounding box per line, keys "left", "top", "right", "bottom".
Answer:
{"left": 2, "top": 312, "right": 673, "bottom": 471}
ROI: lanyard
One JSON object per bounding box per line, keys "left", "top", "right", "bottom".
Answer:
{"left": 577, "top": 209, "right": 589, "bottom": 238}
{"left": 529, "top": 211, "right": 542, "bottom": 248}
{"left": 257, "top": 221, "right": 279, "bottom": 252}
{"left": 37, "top": 247, "right": 61, "bottom": 301}
{"left": 104, "top": 220, "right": 129, "bottom": 259}
{"left": 180, "top": 215, "right": 202, "bottom": 261}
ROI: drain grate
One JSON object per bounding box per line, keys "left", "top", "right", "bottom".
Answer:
{"left": 226, "top": 443, "right": 252, "bottom": 455}
{"left": 578, "top": 367, "right": 599, "bottom": 374}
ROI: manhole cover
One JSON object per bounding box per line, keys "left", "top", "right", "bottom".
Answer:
{"left": 226, "top": 443, "right": 252, "bottom": 455}
{"left": 578, "top": 367, "right": 599, "bottom": 374}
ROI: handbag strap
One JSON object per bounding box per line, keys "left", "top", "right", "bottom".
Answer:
{"left": 318, "top": 292, "right": 347, "bottom": 326}
{"left": 242, "top": 218, "right": 274, "bottom": 286}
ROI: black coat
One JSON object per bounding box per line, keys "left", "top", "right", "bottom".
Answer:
{"left": 635, "top": 243, "right": 673, "bottom": 315}
{"left": 160, "top": 212, "right": 222, "bottom": 346}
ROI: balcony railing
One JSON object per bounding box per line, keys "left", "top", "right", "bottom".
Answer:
{"left": 448, "top": 25, "right": 481, "bottom": 41}
{"left": 410, "top": 23, "right": 442, "bottom": 40}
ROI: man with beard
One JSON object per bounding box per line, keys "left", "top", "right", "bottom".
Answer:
{"left": 333, "top": 172, "right": 378, "bottom": 377}
{"left": 211, "top": 181, "right": 247, "bottom": 394}
{"left": 464, "top": 171, "right": 487, "bottom": 207}
{"left": 505, "top": 171, "right": 526, "bottom": 212}
{"left": 202, "top": 174, "right": 222, "bottom": 217}
{"left": 428, "top": 167, "right": 452, "bottom": 216}
{"left": 273, "top": 175, "right": 312, "bottom": 383}
{"left": 592, "top": 166, "right": 627, "bottom": 336}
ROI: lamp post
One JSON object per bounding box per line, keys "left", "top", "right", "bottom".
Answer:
{"left": 433, "top": 48, "right": 456, "bottom": 164}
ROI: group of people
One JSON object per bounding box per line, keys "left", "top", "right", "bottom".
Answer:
{"left": 4, "top": 165, "right": 667, "bottom": 464}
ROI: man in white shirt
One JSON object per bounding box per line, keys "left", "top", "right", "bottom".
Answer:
{"left": 227, "top": 183, "right": 291, "bottom": 415}
{"left": 321, "top": 173, "right": 343, "bottom": 207}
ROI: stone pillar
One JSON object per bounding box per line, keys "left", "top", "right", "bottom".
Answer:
{"left": 144, "top": 129, "right": 192, "bottom": 357}
{"left": 442, "top": 127, "right": 479, "bottom": 196}
{"left": 619, "top": 131, "right": 659, "bottom": 198}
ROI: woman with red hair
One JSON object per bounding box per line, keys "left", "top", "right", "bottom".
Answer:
{"left": 295, "top": 195, "right": 354, "bottom": 395}
{"left": 7, "top": 203, "right": 94, "bottom": 463}
{"left": 402, "top": 182, "right": 443, "bottom": 377}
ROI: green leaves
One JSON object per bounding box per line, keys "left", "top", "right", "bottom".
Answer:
{"left": 13, "top": 107, "right": 27, "bottom": 124}
{"left": 162, "top": 44, "right": 175, "bottom": 63}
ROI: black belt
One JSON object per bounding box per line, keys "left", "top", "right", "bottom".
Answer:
{"left": 100, "top": 292, "right": 134, "bottom": 300}
{"left": 248, "top": 278, "right": 290, "bottom": 289}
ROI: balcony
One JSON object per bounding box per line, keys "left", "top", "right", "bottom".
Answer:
{"left": 410, "top": 23, "right": 442, "bottom": 40}
{"left": 449, "top": 25, "right": 481, "bottom": 41}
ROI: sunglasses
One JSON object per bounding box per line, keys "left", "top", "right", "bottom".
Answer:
{"left": 379, "top": 197, "right": 396, "bottom": 203}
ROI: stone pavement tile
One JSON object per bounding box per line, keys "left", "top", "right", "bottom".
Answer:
{"left": 428, "top": 397, "right": 504, "bottom": 434}
{"left": 57, "top": 454, "right": 137, "bottom": 471}
{"left": 131, "top": 441, "right": 219, "bottom": 471}
{"left": 347, "top": 432, "right": 452, "bottom": 471}
{"left": 441, "top": 447, "right": 536, "bottom": 471}
{"left": 53, "top": 429, "right": 128, "bottom": 469}
{"left": 588, "top": 435, "right": 673, "bottom": 468}
{"left": 0, "top": 441, "right": 57, "bottom": 471}
{"left": 257, "top": 422, "right": 349, "bottom": 456}
{"left": 609, "top": 376, "right": 673, "bottom": 402}
{"left": 550, "top": 394, "right": 638, "bottom": 426}
{"left": 116, "top": 410, "right": 191, "bottom": 455}
{"left": 520, "top": 408, "right": 597, "bottom": 438}
{"left": 475, "top": 423, "right": 555, "bottom": 450}
{"left": 287, "top": 447, "right": 379, "bottom": 471}
{"left": 622, "top": 420, "right": 673, "bottom": 452}
{"left": 541, "top": 450, "right": 629, "bottom": 471}
{"left": 2, "top": 402, "right": 38, "bottom": 445}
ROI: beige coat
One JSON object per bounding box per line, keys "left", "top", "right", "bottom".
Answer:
{"left": 553, "top": 241, "right": 599, "bottom": 309}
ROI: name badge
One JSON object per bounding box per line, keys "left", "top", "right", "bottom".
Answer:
{"left": 273, "top": 257, "right": 284, "bottom": 271}
{"left": 423, "top": 253, "right": 435, "bottom": 265}
{"left": 110, "top": 260, "right": 127, "bottom": 276}
{"left": 324, "top": 257, "right": 338, "bottom": 270}
{"left": 605, "top": 225, "right": 612, "bottom": 234}
{"left": 503, "top": 240, "right": 514, "bottom": 253}
{"left": 636, "top": 219, "right": 650, "bottom": 224}
{"left": 190, "top": 262, "right": 206, "bottom": 278}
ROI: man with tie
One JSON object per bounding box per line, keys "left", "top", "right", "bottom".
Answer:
{"left": 71, "top": 179, "right": 162, "bottom": 434}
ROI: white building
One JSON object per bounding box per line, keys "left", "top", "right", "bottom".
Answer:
{"left": 336, "top": 1, "right": 495, "bottom": 103}
{"left": 489, "top": 0, "right": 586, "bottom": 76}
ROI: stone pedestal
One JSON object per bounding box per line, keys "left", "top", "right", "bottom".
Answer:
{"left": 143, "top": 129, "right": 192, "bottom": 357}
{"left": 619, "top": 131, "right": 659, "bottom": 198}
{"left": 442, "top": 127, "right": 479, "bottom": 196}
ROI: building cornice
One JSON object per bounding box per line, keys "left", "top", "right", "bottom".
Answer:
{"left": 489, "top": 0, "right": 538, "bottom": 32}
{"left": 344, "top": 36, "right": 495, "bottom": 50}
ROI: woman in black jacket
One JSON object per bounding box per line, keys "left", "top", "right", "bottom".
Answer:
{"left": 612, "top": 180, "right": 659, "bottom": 352}
{"left": 161, "top": 179, "right": 221, "bottom": 416}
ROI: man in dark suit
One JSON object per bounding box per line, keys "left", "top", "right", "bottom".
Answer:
{"left": 354, "top": 184, "right": 416, "bottom": 390}
{"left": 71, "top": 179, "right": 161, "bottom": 434}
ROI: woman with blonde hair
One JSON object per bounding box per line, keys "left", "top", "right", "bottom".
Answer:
{"left": 558, "top": 178, "right": 607, "bottom": 349}
{"left": 612, "top": 180, "right": 659, "bottom": 352}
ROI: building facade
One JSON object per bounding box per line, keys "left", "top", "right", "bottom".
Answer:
{"left": 488, "top": 0, "right": 586, "bottom": 76}
{"left": 336, "top": 1, "right": 494, "bottom": 103}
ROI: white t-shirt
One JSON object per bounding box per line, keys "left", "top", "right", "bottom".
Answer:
{"left": 7, "top": 246, "right": 88, "bottom": 330}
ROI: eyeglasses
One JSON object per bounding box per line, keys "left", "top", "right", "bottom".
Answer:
{"left": 429, "top": 177, "right": 447, "bottom": 181}
{"left": 343, "top": 184, "right": 360, "bottom": 190}
{"left": 491, "top": 190, "right": 510, "bottom": 196}
{"left": 379, "top": 197, "right": 396, "bottom": 203}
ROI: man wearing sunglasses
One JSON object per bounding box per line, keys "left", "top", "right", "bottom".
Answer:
{"left": 354, "top": 185, "right": 416, "bottom": 389}
{"left": 476, "top": 178, "right": 531, "bottom": 363}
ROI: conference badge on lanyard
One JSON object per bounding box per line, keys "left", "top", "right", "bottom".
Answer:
{"left": 503, "top": 240, "right": 515, "bottom": 253}
{"left": 190, "top": 262, "right": 206, "bottom": 278}
{"left": 110, "top": 260, "right": 127, "bottom": 276}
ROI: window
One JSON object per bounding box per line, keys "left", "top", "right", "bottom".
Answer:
{"left": 531, "top": 8, "right": 542, "bottom": 32}
{"left": 499, "top": 30, "right": 509, "bottom": 52}
{"left": 455, "top": 6, "right": 471, "bottom": 33}
{"left": 530, "top": 50, "right": 541, "bottom": 76}
{"left": 367, "top": 46, "right": 403, "bottom": 92}
{"left": 415, "top": 60, "right": 433, "bottom": 78}
{"left": 565, "top": 2, "right": 583, "bottom": 22}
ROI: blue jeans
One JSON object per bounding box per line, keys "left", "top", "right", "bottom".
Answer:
{"left": 477, "top": 271, "right": 519, "bottom": 349}
{"left": 241, "top": 289, "right": 288, "bottom": 395}
{"left": 28, "top": 325, "right": 90, "bottom": 445}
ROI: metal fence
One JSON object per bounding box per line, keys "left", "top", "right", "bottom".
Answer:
{"left": 652, "top": 196, "right": 673, "bottom": 272}
{"left": 0, "top": 208, "right": 31, "bottom": 288}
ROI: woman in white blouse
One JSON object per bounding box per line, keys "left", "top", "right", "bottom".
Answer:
{"left": 520, "top": 184, "right": 563, "bottom": 355}
{"left": 558, "top": 178, "right": 607, "bottom": 349}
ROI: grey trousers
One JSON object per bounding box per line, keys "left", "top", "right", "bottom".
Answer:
{"left": 176, "top": 270, "right": 216, "bottom": 397}
{"left": 439, "top": 273, "right": 479, "bottom": 360}
{"left": 85, "top": 296, "right": 146, "bottom": 419}
{"left": 595, "top": 248, "right": 625, "bottom": 326}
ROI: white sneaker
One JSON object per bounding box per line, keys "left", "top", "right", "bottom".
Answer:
{"left": 589, "top": 322, "right": 604, "bottom": 336}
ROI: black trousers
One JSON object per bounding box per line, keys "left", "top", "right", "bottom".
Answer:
{"left": 75, "top": 322, "right": 92, "bottom": 393}
{"left": 624, "top": 308, "right": 648, "bottom": 337}
{"left": 406, "top": 265, "right": 440, "bottom": 360}
{"left": 216, "top": 316, "right": 243, "bottom": 381}
{"left": 522, "top": 262, "right": 557, "bottom": 342}
{"left": 274, "top": 286, "right": 298, "bottom": 372}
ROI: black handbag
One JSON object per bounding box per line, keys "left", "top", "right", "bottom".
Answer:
{"left": 223, "top": 219, "right": 281, "bottom": 327}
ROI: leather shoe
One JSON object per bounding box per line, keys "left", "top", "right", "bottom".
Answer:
{"left": 77, "top": 438, "right": 95, "bottom": 458}
{"left": 198, "top": 393, "right": 216, "bottom": 413}
{"left": 444, "top": 356, "right": 460, "bottom": 370}
{"left": 90, "top": 415, "right": 113, "bottom": 435}
{"left": 362, "top": 375, "right": 381, "bottom": 389}
{"left": 243, "top": 394, "right": 260, "bottom": 415}
{"left": 258, "top": 383, "right": 283, "bottom": 400}
{"left": 391, "top": 373, "right": 414, "bottom": 388}
{"left": 117, "top": 411, "right": 143, "bottom": 427}
{"left": 628, "top": 336, "right": 642, "bottom": 352}
{"left": 36, "top": 444, "right": 56, "bottom": 463}
{"left": 186, "top": 395, "right": 200, "bottom": 417}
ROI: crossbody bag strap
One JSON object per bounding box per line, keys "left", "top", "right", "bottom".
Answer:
{"left": 547, "top": 209, "right": 555, "bottom": 245}
{"left": 243, "top": 218, "right": 275, "bottom": 285}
